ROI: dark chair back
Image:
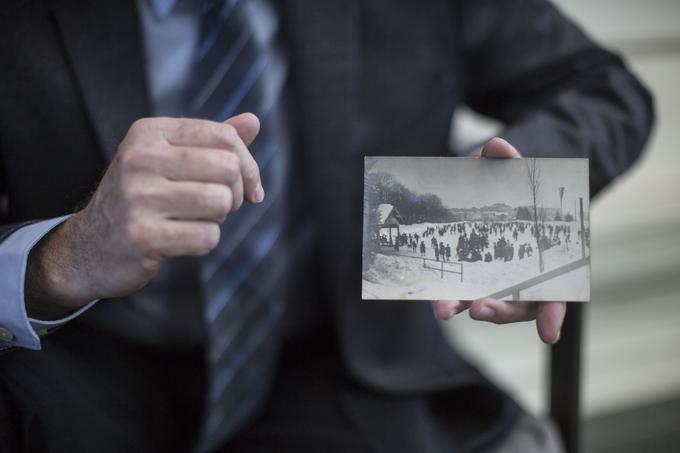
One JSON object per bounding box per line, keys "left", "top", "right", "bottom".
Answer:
{"left": 550, "top": 303, "right": 584, "bottom": 453}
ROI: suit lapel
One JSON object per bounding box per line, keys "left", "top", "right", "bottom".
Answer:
{"left": 51, "top": 0, "right": 150, "bottom": 160}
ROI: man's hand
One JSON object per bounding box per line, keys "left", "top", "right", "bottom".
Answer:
{"left": 433, "top": 137, "right": 567, "bottom": 344}
{"left": 26, "top": 114, "right": 262, "bottom": 319}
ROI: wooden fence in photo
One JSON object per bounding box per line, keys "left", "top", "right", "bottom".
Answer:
{"left": 486, "top": 256, "right": 590, "bottom": 300}
{"left": 385, "top": 249, "right": 464, "bottom": 282}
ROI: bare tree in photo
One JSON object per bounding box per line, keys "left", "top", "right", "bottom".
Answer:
{"left": 526, "top": 159, "right": 545, "bottom": 273}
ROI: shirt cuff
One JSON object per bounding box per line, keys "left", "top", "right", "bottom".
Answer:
{"left": 0, "top": 216, "right": 98, "bottom": 350}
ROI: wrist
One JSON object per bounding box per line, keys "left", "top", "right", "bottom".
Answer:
{"left": 25, "top": 215, "right": 94, "bottom": 319}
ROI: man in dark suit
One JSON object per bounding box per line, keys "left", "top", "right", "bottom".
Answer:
{"left": 0, "top": 0, "right": 653, "bottom": 452}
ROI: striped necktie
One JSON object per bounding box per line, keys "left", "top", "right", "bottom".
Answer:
{"left": 185, "top": 0, "right": 290, "bottom": 449}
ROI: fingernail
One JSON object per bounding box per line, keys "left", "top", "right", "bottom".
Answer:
{"left": 253, "top": 183, "right": 264, "bottom": 203}
{"left": 477, "top": 306, "right": 496, "bottom": 320}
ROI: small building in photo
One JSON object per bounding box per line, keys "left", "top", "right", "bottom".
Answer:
{"left": 377, "top": 203, "right": 403, "bottom": 242}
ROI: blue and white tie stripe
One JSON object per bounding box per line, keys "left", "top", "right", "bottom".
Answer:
{"left": 185, "top": 0, "right": 290, "bottom": 450}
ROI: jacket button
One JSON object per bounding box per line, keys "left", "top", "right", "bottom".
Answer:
{"left": 0, "top": 327, "right": 15, "bottom": 342}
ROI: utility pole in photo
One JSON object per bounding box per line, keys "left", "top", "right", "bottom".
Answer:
{"left": 526, "top": 159, "right": 545, "bottom": 273}
{"left": 579, "top": 197, "right": 586, "bottom": 259}
{"left": 574, "top": 200, "right": 578, "bottom": 225}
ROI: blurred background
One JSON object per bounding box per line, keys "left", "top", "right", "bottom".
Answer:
{"left": 443, "top": 1, "right": 680, "bottom": 452}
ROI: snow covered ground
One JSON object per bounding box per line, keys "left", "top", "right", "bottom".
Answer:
{"left": 363, "top": 221, "right": 590, "bottom": 301}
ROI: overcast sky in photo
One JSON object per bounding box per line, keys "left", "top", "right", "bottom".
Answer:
{"left": 366, "top": 157, "right": 590, "bottom": 213}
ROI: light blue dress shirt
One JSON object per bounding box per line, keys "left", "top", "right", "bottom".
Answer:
{"left": 0, "top": 0, "right": 280, "bottom": 350}
{"left": 0, "top": 217, "right": 97, "bottom": 350}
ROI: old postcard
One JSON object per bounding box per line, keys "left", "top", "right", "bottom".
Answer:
{"left": 362, "top": 157, "right": 590, "bottom": 301}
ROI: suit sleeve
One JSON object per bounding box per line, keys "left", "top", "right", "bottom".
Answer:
{"left": 458, "top": 0, "right": 655, "bottom": 195}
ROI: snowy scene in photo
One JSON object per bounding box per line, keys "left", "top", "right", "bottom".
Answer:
{"left": 362, "top": 157, "right": 590, "bottom": 301}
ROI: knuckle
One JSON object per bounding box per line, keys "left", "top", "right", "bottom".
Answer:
{"left": 129, "top": 117, "right": 163, "bottom": 139}
{"left": 117, "top": 150, "right": 137, "bottom": 171}
{"left": 175, "top": 146, "right": 193, "bottom": 164}
{"left": 220, "top": 153, "right": 241, "bottom": 179}
{"left": 232, "top": 196, "right": 243, "bottom": 212}
{"left": 152, "top": 223, "right": 170, "bottom": 249}
{"left": 120, "top": 184, "right": 136, "bottom": 204}
{"left": 175, "top": 120, "right": 195, "bottom": 143}
{"left": 220, "top": 124, "right": 238, "bottom": 148}
{"left": 242, "top": 161, "right": 260, "bottom": 183}
{"left": 119, "top": 147, "right": 157, "bottom": 172}
{"left": 214, "top": 197, "right": 232, "bottom": 217}
{"left": 198, "top": 224, "right": 221, "bottom": 253}
{"left": 122, "top": 184, "right": 157, "bottom": 205}
{"left": 130, "top": 117, "right": 153, "bottom": 133}
{"left": 124, "top": 218, "right": 154, "bottom": 249}
{"left": 139, "top": 257, "right": 160, "bottom": 275}
{"left": 206, "top": 185, "right": 232, "bottom": 215}
{"left": 139, "top": 258, "right": 161, "bottom": 277}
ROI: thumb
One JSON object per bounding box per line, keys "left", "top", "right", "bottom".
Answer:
{"left": 224, "top": 112, "right": 260, "bottom": 146}
{"left": 479, "top": 137, "right": 522, "bottom": 158}
{"left": 536, "top": 302, "right": 567, "bottom": 344}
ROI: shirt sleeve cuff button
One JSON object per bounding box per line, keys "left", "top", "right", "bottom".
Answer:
{"left": 0, "top": 327, "right": 16, "bottom": 342}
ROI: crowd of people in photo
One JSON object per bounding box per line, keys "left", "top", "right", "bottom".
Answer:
{"left": 379, "top": 220, "right": 590, "bottom": 264}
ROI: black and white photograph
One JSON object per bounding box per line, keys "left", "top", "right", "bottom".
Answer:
{"left": 362, "top": 157, "right": 591, "bottom": 301}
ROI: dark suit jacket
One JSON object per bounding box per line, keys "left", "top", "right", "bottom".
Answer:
{"left": 0, "top": 0, "right": 653, "bottom": 450}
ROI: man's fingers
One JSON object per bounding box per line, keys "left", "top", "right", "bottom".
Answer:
{"left": 468, "top": 297, "right": 537, "bottom": 324}
{"left": 154, "top": 146, "right": 242, "bottom": 185}
{"left": 159, "top": 145, "right": 246, "bottom": 212}
{"left": 164, "top": 181, "right": 239, "bottom": 221}
{"left": 156, "top": 117, "right": 242, "bottom": 149}
{"left": 434, "top": 300, "right": 460, "bottom": 320}
{"left": 223, "top": 114, "right": 263, "bottom": 204}
{"left": 151, "top": 220, "right": 222, "bottom": 258}
{"left": 479, "top": 137, "right": 522, "bottom": 158}
{"left": 129, "top": 179, "right": 237, "bottom": 222}
{"left": 536, "top": 302, "right": 567, "bottom": 344}
{"left": 434, "top": 300, "right": 471, "bottom": 320}
{"left": 150, "top": 116, "right": 263, "bottom": 204}
{"left": 440, "top": 297, "right": 565, "bottom": 344}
